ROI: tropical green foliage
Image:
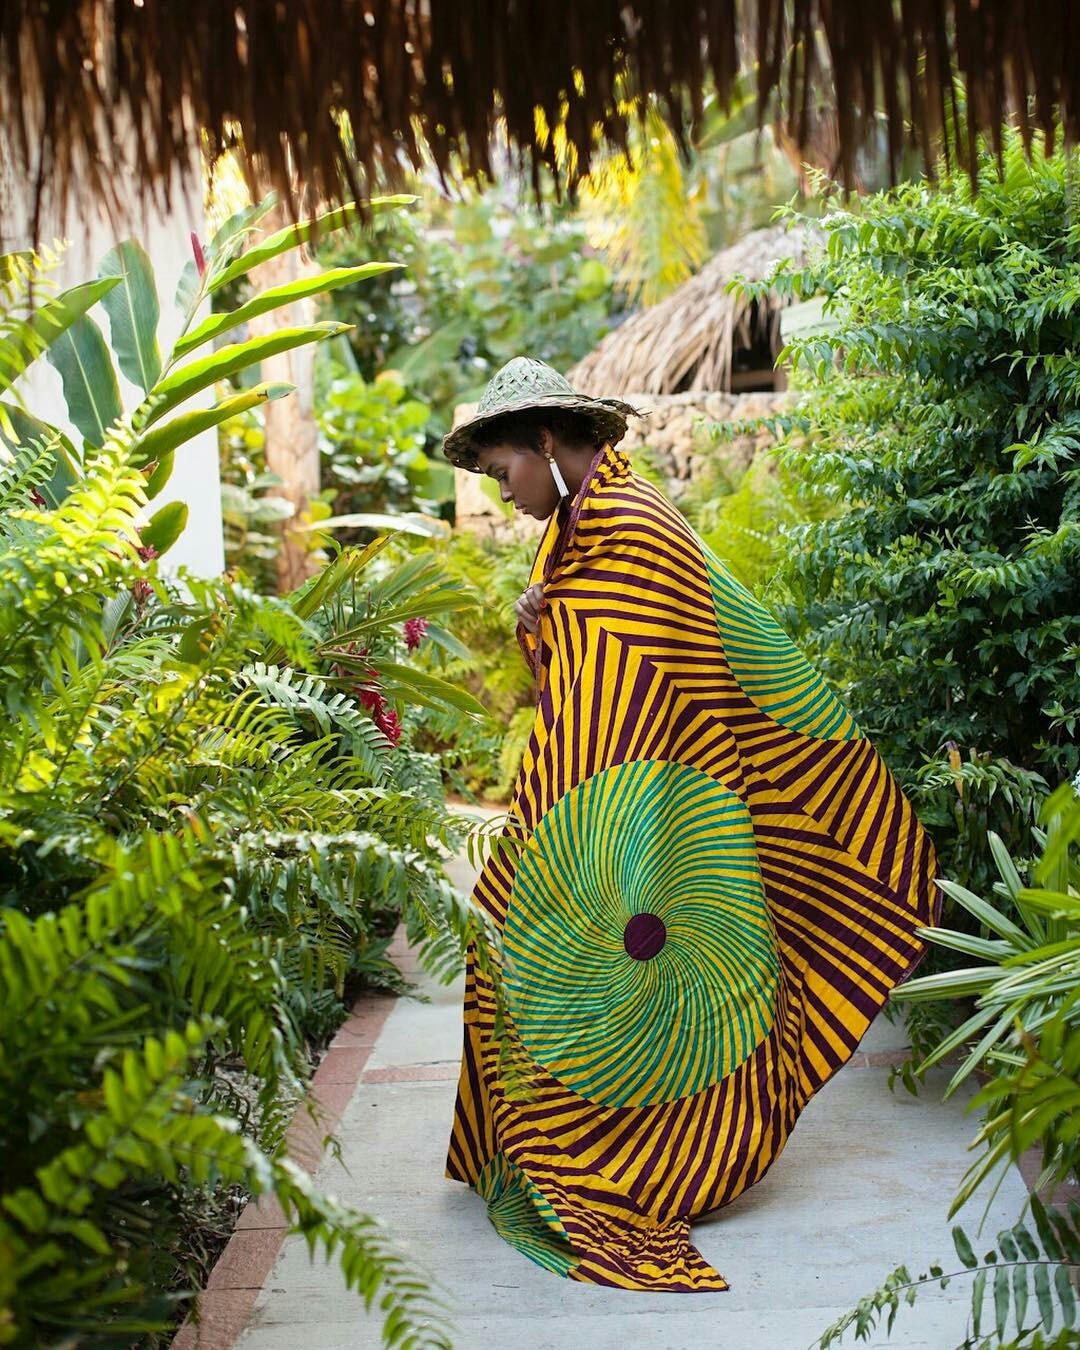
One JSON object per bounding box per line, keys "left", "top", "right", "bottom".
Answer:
{"left": 817, "top": 1196, "right": 1079, "bottom": 1348}
{"left": 1, "top": 196, "right": 415, "bottom": 543}
{"left": 0, "top": 405, "right": 487, "bottom": 1341}
{"left": 411, "top": 531, "right": 537, "bottom": 801}
{"left": 317, "top": 369, "right": 450, "bottom": 522}
{"left": 894, "top": 778, "right": 1080, "bottom": 1212}
{"left": 736, "top": 136, "right": 1080, "bottom": 897}
{"left": 316, "top": 193, "right": 618, "bottom": 435}
{"left": 219, "top": 408, "right": 297, "bottom": 591}
{"left": 678, "top": 444, "right": 830, "bottom": 598}
{"left": 219, "top": 367, "right": 449, "bottom": 589}
{"left": 818, "top": 778, "right": 1080, "bottom": 1348}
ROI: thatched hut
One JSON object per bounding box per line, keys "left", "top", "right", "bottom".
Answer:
{"left": 2, "top": 2, "right": 1076, "bottom": 237}
{"left": 569, "top": 223, "right": 818, "bottom": 397}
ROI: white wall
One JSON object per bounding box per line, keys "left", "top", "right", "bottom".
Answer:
{"left": 7, "top": 174, "right": 226, "bottom": 578}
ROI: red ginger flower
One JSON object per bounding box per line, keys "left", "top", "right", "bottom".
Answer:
{"left": 375, "top": 707, "right": 402, "bottom": 746}
{"left": 357, "top": 684, "right": 385, "bottom": 715}
{"left": 404, "top": 616, "right": 428, "bottom": 651}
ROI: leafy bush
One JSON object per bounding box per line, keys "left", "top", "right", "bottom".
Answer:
{"left": 738, "top": 136, "right": 1080, "bottom": 896}
{"left": 679, "top": 441, "right": 830, "bottom": 598}
{"left": 818, "top": 778, "right": 1080, "bottom": 1349}
{"left": 411, "top": 531, "right": 537, "bottom": 802}
{"left": 0, "top": 403, "right": 484, "bottom": 1339}
{"left": 219, "top": 366, "right": 450, "bottom": 586}
{"left": 317, "top": 193, "right": 619, "bottom": 435}
{"left": 317, "top": 369, "right": 451, "bottom": 521}
{"left": 219, "top": 409, "right": 295, "bottom": 592}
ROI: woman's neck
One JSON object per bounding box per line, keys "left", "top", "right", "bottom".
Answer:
{"left": 558, "top": 443, "right": 605, "bottom": 498}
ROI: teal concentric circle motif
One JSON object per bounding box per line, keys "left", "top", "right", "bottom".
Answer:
{"left": 476, "top": 1153, "right": 578, "bottom": 1277}
{"left": 703, "top": 545, "right": 862, "bottom": 741}
{"left": 504, "top": 759, "right": 780, "bottom": 1109}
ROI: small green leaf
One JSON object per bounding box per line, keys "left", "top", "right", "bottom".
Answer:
{"left": 994, "top": 1263, "right": 1010, "bottom": 1339}
{"left": 144, "top": 450, "right": 175, "bottom": 500}
{"left": 1015, "top": 1223, "right": 1041, "bottom": 1261}
{"left": 140, "top": 500, "right": 188, "bottom": 556}
{"left": 1055, "top": 1263, "right": 1076, "bottom": 1326}
{"left": 1034, "top": 1263, "right": 1055, "bottom": 1332}
{"left": 1013, "top": 1261, "right": 1029, "bottom": 1330}
{"left": 953, "top": 1225, "right": 978, "bottom": 1269}
{"left": 1032, "top": 1194, "right": 1064, "bottom": 1261}
{"left": 972, "top": 1266, "right": 987, "bottom": 1336}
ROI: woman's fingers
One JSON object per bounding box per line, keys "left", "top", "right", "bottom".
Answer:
{"left": 515, "top": 583, "right": 545, "bottom": 634}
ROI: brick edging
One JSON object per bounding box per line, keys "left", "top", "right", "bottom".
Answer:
{"left": 170, "top": 989, "right": 399, "bottom": 1350}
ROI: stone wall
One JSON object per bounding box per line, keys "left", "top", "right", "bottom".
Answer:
{"left": 452, "top": 389, "right": 797, "bottom": 544}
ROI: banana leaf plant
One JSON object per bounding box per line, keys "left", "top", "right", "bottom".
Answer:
{"left": 0, "top": 194, "right": 416, "bottom": 554}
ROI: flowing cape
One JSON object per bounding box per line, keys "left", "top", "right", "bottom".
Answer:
{"left": 446, "top": 443, "right": 940, "bottom": 1290}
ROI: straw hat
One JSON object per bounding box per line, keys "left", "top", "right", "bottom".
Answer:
{"left": 442, "top": 356, "right": 642, "bottom": 471}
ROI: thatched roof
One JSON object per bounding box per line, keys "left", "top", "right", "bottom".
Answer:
{"left": 2, "top": 2, "right": 1077, "bottom": 236}
{"left": 569, "top": 223, "right": 818, "bottom": 396}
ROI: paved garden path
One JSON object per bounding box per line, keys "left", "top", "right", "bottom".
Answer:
{"left": 232, "top": 834, "right": 1036, "bottom": 1350}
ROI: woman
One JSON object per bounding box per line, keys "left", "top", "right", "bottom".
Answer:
{"left": 441, "top": 356, "right": 940, "bottom": 1292}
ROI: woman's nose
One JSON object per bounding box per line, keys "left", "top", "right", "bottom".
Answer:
{"left": 500, "top": 485, "right": 513, "bottom": 502}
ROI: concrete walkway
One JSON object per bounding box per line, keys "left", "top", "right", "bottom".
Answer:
{"left": 235, "top": 848, "right": 1035, "bottom": 1350}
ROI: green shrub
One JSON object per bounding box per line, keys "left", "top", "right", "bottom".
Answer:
{"left": 679, "top": 442, "right": 831, "bottom": 599}
{"left": 412, "top": 531, "right": 536, "bottom": 802}
{"left": 818, "top": 777, "right": 1080, "bottom": 1349}
{"left": 739, "top": 136, "right": 1080, "bottom": 895}
{"left": 317, "top": 193, "right": 619, "bottom": 435}
{"left": 0, "top": 423, "right": 482, "bottom": 1342}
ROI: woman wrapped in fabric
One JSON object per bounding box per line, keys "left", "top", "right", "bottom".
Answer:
{"left": 441, "top": 356, "right": 940, "bottom": 1290}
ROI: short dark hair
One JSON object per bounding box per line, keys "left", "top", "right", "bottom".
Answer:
{"left": 469, "top": 407, "right": 602, "bottom": 457}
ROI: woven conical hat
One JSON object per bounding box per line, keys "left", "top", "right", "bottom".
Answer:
{"left": 443, "top": 356, "right": 642, "bottom": 470}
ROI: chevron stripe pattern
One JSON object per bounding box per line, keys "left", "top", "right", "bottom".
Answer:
{"left": 446, "top": 443, "right": 940, "bottom": 1291}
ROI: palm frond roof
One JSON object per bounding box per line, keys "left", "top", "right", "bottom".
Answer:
{"left": 1, "top": 2, "right": 1075, "bottom": 232}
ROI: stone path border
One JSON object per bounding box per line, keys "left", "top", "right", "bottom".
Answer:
{"left": 170, "top": 935, "right": 413, "bottom": 1350}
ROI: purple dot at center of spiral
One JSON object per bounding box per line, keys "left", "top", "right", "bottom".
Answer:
{"left": 623, "top": 911, "right": 667, "bottom": 961}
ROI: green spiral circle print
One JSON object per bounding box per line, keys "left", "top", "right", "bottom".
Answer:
{"left": 476, "top": 1153, "right": 578, "bottom": 1277}
{"left": 504, "top": 759, "right": 780, "bottom": 1109}
{"left": 703, "top": 546, "right": 861, "bottom": 741}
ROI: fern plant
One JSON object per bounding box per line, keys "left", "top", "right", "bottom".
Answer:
{"left": 0, "top": 417, "right": 489, "bottom": 1343}
{"left": 816, "top": 1197, "right": 1078, "bottom": 1348}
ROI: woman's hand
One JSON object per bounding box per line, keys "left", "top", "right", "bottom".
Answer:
{"left": 515, "top": 582, "right": 545, "bottom": 635}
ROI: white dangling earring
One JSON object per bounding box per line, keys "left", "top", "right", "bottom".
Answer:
{"left": 546, "top": 451, "right": 570, "bottom": 499}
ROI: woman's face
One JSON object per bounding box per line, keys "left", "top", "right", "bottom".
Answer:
{"left": 475, "top": 442, "right": 561, "bottom": 520}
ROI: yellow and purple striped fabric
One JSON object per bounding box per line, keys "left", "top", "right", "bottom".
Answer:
{"left": 446, "top": 442, "right": 940, "bottom": 1291}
